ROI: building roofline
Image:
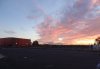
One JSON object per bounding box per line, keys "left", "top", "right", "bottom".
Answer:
{"left": 0, "top": 37, "right": 30, "bottom": 40}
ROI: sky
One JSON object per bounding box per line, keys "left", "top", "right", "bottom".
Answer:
{"left": 0, "top": 0, "right": 100, "bottom": 45}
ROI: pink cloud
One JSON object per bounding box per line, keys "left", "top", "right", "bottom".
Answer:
{"left": 35, "top": 0, "right": 100, "bottom": 44}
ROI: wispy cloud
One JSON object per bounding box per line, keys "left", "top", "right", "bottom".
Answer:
{"left": 4, "top": 30, "right": 16, "bottom": 35}
{"left": 27, "top": 0, "right": 48, "bottom": 20}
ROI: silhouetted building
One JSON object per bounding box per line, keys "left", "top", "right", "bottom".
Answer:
{"left": 0, "top": 37, "right": 31, "bottom": 47}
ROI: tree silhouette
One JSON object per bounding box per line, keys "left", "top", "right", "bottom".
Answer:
{"left": 95, "top": 37, "right": 100, "bottom": 45}
{"left": 32, "top": 40, "right": 39, "bottom": 47}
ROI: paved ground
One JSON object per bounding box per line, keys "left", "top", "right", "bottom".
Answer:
{"left": 0, "top": 47, "right": 100, "bottom": 69}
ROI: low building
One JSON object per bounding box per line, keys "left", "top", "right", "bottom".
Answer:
{"left": 0, "top": 37, "right": 31, "bottom": 47}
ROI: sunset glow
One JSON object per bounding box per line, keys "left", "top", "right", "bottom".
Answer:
{"left": 74, "top": 39, "right": 95, "bottom": 45}
{"left": 58, "top": 38, "right": 63, "bottom": 41}
{"left": 0, "top": 0, "right": 100, "bottom": 45}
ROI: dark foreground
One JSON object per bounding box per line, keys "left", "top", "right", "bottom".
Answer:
{"left": 0, "top": 47, "right": 100, "bottom": 69}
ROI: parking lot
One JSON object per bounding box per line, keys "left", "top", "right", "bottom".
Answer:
{"left": 0, "top": 47, "right": 100, "bottom": 69}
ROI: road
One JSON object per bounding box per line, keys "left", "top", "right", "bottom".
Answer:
{"left": 0, "top": 47, "right": 100, "bottom": 69}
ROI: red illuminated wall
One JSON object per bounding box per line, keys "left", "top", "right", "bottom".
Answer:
{"left": 16, "top": 38, "right": 31, "bottom": 47}
{"left": 0, "top": 38, "right": 31, "bottom": 47}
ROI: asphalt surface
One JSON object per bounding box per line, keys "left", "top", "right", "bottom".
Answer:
{"left": 0, "top": 47, "right": 100, "bottom": 69}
